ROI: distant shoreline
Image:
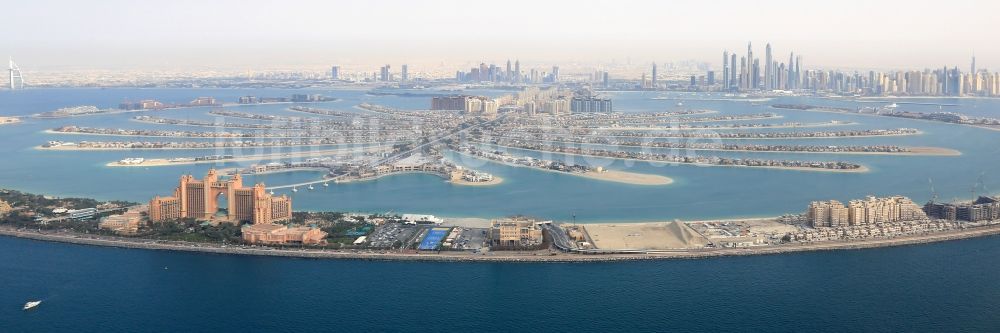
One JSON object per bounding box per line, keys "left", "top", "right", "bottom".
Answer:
{"left": 4, "top": 223, "right": 1000, "bottom": 262}
{"left": 478, "top": 144, "right": 871, "bottom": 173}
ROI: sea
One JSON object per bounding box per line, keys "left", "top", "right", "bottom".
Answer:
{"left": 2, "top": 88, "right": 1000, "bottom": 331}
{"left": 0, "top": 88, "right": 998, "bottom": 222}
{"left": 4, "top": 235, "right": 1000, "bottom": 332}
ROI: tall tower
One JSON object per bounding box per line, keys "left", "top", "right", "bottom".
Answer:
{"left": 401, "top": 64, "right": 409, "bottom": 82}
{"left": 730, "top": 53, "right": 737, "bottom": 91}
{"left": 8, "top": 57, "right": 24, "bottom": 90}
{"left": 764, "top": 43, "right": 773, "bottom": 90}
{"left": 971, "top": 56, "right": 976, "bottom": 75}
{"left": 722, "top": 51, "right": 730, "bottom": 91}
{"left": 651, "top": 62, "right": 658, "bottom": 89}
{"left": 514, "top": 60, "right": 520, "bottom": 83}
{"left": 788, "top": 53, "right": 795, "bottom": 89}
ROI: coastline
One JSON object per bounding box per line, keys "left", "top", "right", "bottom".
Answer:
{"left": 480, "top": 144, "right": 872, "bottom": 173}
{"left": 452, "top": 150, "right": 674, "bottom": 185}
{"left": 0, "top": 116, "right": 21, "bottom": 126}
{"left": 102, "top": 146, "right": 388, "bottom": 167}
{"left": 4, "top": 223, "right": 1000, "bottom": 262}
{"left": 332, "top": 170, "right": 505, "bottom": 187}
{"left": 504, "top": 138, "right": 960, "bottom": 156}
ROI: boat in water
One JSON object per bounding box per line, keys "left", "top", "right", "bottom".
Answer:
{"left": 23, "top": 301, "right": 41, "bottom": 311}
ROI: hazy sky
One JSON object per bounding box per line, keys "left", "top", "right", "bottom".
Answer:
{"left": 3, "top": 0, "right": 997, "bottom": 71}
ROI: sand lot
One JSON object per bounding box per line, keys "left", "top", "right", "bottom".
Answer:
{"left": 586, "top": 222, "right": 711, "bottom": 250}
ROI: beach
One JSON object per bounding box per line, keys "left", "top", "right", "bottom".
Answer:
{"left": 103, "top": 146, "right": 388, "bottom": 167}
{"left": 576, "top": 169, "right": 673, "bottom": 185}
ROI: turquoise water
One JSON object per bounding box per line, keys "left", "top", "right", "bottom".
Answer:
{"left": 1, "top": 88, "right": 998, "bottom": 222}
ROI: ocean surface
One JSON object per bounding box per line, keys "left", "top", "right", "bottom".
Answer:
{"left": 1, "top": 88, "right": 998, "bottom": 222}
{"left": 4, "top": 235, "right": 1000, "bottom": 332}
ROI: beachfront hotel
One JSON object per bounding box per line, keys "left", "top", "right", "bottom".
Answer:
{"left": 489, "top": 218, "right": 544, "bottom": 249}
{"left": 149, "top": 169, "right": 292, "bottom": 224}
{"left": 808, "top": 196, "right": 926, "bottom": 228}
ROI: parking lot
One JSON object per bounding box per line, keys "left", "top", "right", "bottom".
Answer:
{"left": 366, "top": 223, "right": 421, "bottom": 249}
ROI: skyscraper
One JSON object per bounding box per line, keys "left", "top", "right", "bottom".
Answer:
{"left": 722, "top": 51, "right": 730, "bottom": 91}
{"left": 8, "top": 57, "right": 24, "bottom": 90}
{"left": 552, "top": 66, "right": 560, "bottom": 82}
{"left": 651, "top": 62, "right": 658, "bottom": 89}
{"left": 972, "top": 56, "right": 976, "bottom": 75}
{"left": 401, "top": 64, "right": 408, "bottom": 82}
{"left": 730, "top": 53, "right": 737, "bottom": 91}
{"left": 379, "top": 64, "right": 391, "bottom": 81}
{"left": 330, "top": 66, "right": 340, "bottom": 80}
{"left": 764, "top": 43, "right": 773, "bottom": 90}
{"left": 514, "top": 60, "right": 521, "bottom": 83}
{"left": 788, "top": 53, "right": 795, "bottom": 89}
{"left": 505, "top": 60, "right": 512, "bottom": 81}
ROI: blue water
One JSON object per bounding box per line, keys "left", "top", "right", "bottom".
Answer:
{"left": 1, "top": 88, "right": 999, "bottom": 222}
{"left": 3, "top": 235, "right": 1000, "bottom": 332}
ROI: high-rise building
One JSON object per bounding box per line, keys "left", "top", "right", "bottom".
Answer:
{"left": 551, "top": 66, "right": 560, "bottom": 83}
{"left": 514, "top": 60, "right": 521, "bottom": 83}
{"left": 651, "top": 62, "right": 658, "bottom": 89}
{"left": 722, "top": 51, "right": 730, "bottom": 91}
{"left": 8, "top": 57, "right": 24, "bottom": 90}
{"left": 379, "top": 64, "right": 391, "bottom": 81}
{"left": 730, "top": 53, "right": 737, "bottom": 91}
{"left": 401, "top": 64, "right": 409, "bottom": 82}
{"left": 505, "top": 60, "right": 512, "bottom": 81}
{"left": 764, "top": 43, "right": 773, "bottom": 90}
{"left": 330, "top": 66, "right": 340, "bottom": 80}
{"left": 149, "top": 169, "right": 292, "bottom": 225}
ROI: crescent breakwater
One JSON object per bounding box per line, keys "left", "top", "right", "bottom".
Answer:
{"left": 6, "top": 223, "right": 1000, "bottom": 262}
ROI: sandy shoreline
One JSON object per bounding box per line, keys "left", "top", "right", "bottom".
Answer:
{"left": 483, "top": 144, "right": 872, "bottom": 173}
{"left": 103, "top": 146, "right": 387, "bottom": 167}
{"left": 453, "top": 150, "right": 673, "bottom": 185}
{"left": 501, "top": 138, "right": 959, "bottom": 156}
{"left": 36, "top": 142, "right": 399, "bottom": 151}
{"left": 4, "top": 223, "right": 1000, "bottom": 262}
{"left": 332, "top": 170, "right": 504, "bottom": 187}
{"left": 0, "top": 117, "right": 21, "bottom": 126}
{"left": 577, "top": 169, "right": 673, "bottom": 185}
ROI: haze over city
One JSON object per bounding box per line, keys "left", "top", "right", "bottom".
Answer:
{"left": 7, "top": 1, "right": 1000, "bottom": 332}
{"left": 2, "top": 0, "right": 998, "bottom": 71}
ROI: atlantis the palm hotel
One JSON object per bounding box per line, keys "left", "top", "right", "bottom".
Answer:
{"left": 149, "top": 169, "right": 327, "bottom": 245}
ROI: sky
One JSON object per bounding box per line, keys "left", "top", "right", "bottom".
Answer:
{"left": 2, "top": 0, "right": 997, "bottom": 71}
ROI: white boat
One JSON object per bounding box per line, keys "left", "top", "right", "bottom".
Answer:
{"left": 676, "top": 102, "right": 684, "bottom": 106}
{"left": 23, "top": 301, "right": 41, "bottom": 311}
{"left": 292, "top": 187, "right": 298, "bottom": 192}
{"left": 323, "top": 182, "right": 329, "bottom": 187}
{"left": 269, "top": 190, "right": 275, "bottom": 195}
{"left": 308, "top": 185, "right": 314, "bottom": 190}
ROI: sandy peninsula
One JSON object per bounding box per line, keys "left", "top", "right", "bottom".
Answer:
{"left": 576, "top": 169, "right": 673, "bottom": 185}
{"left": 104, "top": 147, "right": 387, "bottom": 167}
{"left": 450, "top": 175, "right": 504, "bottom": 186}
{"left": 0, "top": 116, "right": 21, "bottom": 125}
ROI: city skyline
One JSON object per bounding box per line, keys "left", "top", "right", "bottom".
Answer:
{"left": 2, "top": 0, "right": 998, "bottom": 71}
